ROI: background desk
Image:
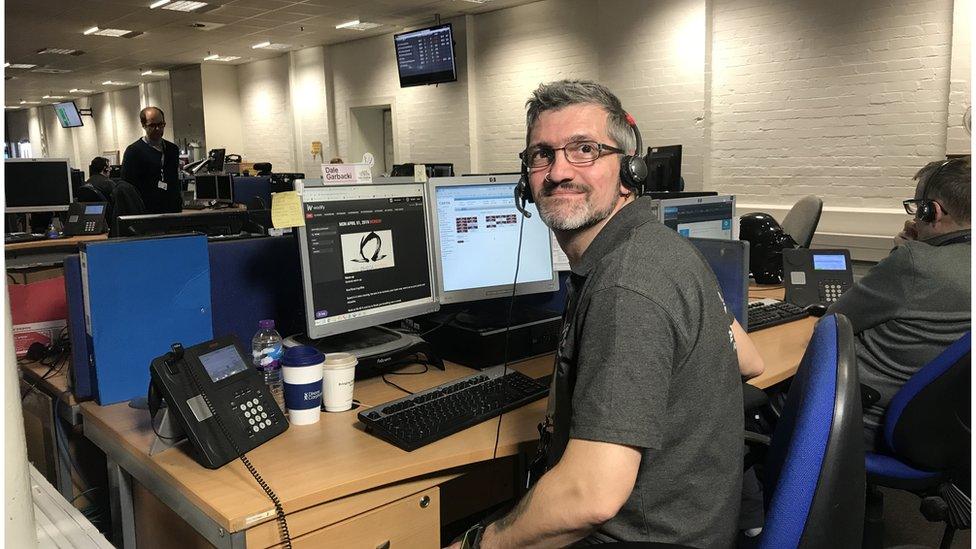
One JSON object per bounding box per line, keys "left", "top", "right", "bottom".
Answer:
{"left": 79, "top": 311, "right": 814, "bottom": 548}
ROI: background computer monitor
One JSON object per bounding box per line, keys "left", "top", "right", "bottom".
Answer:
{"left": 115, "top": 210, "right": 249, "bottom": 238}
{"left": 645, "top": 145, "right": 682, "bottom": 192}
{"left": 689, "top": 238, "right": 749, "bottom": 329}
{"left": 296, "top": 178, "right": 439, "bottom": 339}
{"left": 53, "top": 101, "right": 84, "bottom": 128}
{"left": 659, "top": 194, "right": 736, "bottom": 239}
{"left": 207, "top": 148, "right": 226, "bottom": 173}
{"left": 429, "top": 175, "right": 558, "bottom": 304}
{"left": 5, "top": 158, "right": 74, "bottom": 213}
{"left": 195, "top": 174, "right": 233, "bottom": 202}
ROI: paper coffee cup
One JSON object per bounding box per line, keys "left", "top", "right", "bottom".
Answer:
{"left": 322, "top": 352, "right": 357, "bottom": 412}
{"left": 281, "top": 346, "right": 324, "bottom": 425}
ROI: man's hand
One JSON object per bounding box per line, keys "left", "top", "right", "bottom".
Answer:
{"left": 894, "top": 219, "right": 918, "bottom": 247}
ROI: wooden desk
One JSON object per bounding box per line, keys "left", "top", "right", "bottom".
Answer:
{"left": 5, "top": 234, "right": 107, "bottom": 252}
{"left": 79, "top": 313, "right": 813, "bottom": 548}
{"left": 746, "top": 286, "right": 817, "bottom": 389}
{"left": 81, "top": 358, "right": 551, "bottom": 548}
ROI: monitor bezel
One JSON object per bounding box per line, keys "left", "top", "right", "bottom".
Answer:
{"left": 53, "top": 101, "right": 84, "bottom": 128}
{"left": 657, "top": 194, "right": 737, "bottom": 239}
{"left": 296, "top": 178, "right": 440, "bottom": 339}
{"left": 393, "top": 22, "right": 458, "bottom": 88}
{"left": 5, "top": 158, "right": 74, "bottom": 213}
{"left": 427, "top": 175, "right": 559, "bottom": 305}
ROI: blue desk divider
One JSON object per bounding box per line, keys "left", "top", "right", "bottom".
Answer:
{"left": 208, "top": 235, "right": 304, "bottom": 347}
{"left": 81, "top": 235, "right": 213, "bottom": 405}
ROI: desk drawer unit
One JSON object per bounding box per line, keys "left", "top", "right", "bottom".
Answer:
{"left": 292, "top": 487, "right": 439, "bottom": 548}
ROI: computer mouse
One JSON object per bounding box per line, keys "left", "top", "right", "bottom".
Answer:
{"left": 804, "top": 303, "right": 828, "bottom": 318}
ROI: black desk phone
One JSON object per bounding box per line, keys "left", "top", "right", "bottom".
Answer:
{"left": 148, "top": 336, "right": 288, "bottom": 469}
{"left": 62, "top": 201, "right": 109, "bottom": 236}
{"left": 783, "top": 248, "right": 854, "bottom": 307}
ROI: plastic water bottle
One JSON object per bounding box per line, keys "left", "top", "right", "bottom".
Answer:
{"left": 252, "top": 319, "right": 285, "bottom": 412}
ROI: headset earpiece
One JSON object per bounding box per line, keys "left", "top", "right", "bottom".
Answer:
{"left": 619, "top": 113, "right": 648, "bottom": 197}
{"left": 917, "top": 201, "right": 937, "bottom": 223}
{"left": 514, "top": 157, "right": 533, "bottom": 217}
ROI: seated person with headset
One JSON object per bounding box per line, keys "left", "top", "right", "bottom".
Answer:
{"left": 80, "top": 156, "right": 146, "bottom": 234}
{"left": 827, "top": 156, "right": 971, "bottom": 451}
{"left": 451, "top": 80, "right": 751, "bottom": 548}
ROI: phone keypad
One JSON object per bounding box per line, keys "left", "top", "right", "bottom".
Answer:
{"left": 818, "top": 280, "right": 850, "bottom": 303}
{"left": 230, "top": 389, "right": 279, "bottom": 437}
{"left": 84, "top": 220, "right": 97, "bottom": 232}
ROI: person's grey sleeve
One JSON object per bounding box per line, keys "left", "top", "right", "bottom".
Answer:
{"left": 570, "top": 286, "right": 680, "bottom": 451}
{"left": 827, "top": 245, "right": 916, "bottom": 333}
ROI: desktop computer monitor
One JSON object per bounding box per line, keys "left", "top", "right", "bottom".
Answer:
{"left": 195, "top": 174, "right": 233, "bottom": 202}
{"left": 688, "top": 238, "right": 749, "bottom": 329}
{"left": 659, "top": 194, "right": 736, "bottom": 239}
{"left": 645, "top": 145, "right": 682, "bottom": 192}
{"left": 5, "top": 158, "right": 74, "bottom": 213}
{"left": 428, "top": 175, "right": 558, "bottom": 304}
{"left": 296, "top": 179, "right": 439, "bottom": 339}
{"left": 207, "top": 148, "right": 226, "bottom": 173}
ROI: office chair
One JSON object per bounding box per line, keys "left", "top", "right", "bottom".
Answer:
{"left": 862, "top": 332, "right": 971, "bottom": 549}
{"left": 747, "top": 314, "right": 865, "bottom": 549}
{"left": 781, "top": 195, "right": 823, "bottom": 248}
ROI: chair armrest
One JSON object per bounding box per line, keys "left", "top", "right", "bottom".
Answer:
{"left": 745, "top": 430, "right": 771, "bottom": 447}
{"left": 743, "top": 383, "right": 769, "bottom": 412}
{"left": 860, "top": 383, "right": 881, "bottom": 408}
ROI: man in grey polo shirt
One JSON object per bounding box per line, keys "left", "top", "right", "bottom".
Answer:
{"left": 461, "top": 81, "right": 746, "bottom": 548}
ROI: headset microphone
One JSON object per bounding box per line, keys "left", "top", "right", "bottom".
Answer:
{"left": 514, "top": 180, "right": 532, "bottom": 218}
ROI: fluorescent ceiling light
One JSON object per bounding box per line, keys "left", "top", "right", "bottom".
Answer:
{"left": 42, "top": 95, "right": 69, "bottom": 99}
{"left": 5, "top": 106, "right": 18, "bottom": 109}
{"left": 4, "top": 62, "right": 8, "bottom": 68}
{"left": 31, "top": 68, "right": 72, "bottom": 73}
{"left": 70, "top": 88, "right": 94, "bottom": 93}
{"left": 337, "top": 20, "right": 380, "bottom": 31}
{"left": 461, "top": 0, "right": 492, "bottom": 3}
{"left": 37, "top": 48, "right": 80, "bottom": 55}
{"left": 92, "top": 28, "right": 134, "bottom": 37}
{"left": 149, "top": 0, "right": 170, "bottom": 7}
{"left": 141, "top": 70, "right": 155, "bottom": 75}
{"left": 161, "top": 1, "right": 208, "bottom": 11}
{"left": 83, "top": 26, "right": 99, "bottom": 35}
{"left": 102, "top": 80, "right": 131, "bottom": 85}
{"left": 252, "top": 41, "right": 271, "bottom": 49}
{"left": 19, "top": 100, "right": 41, "bottom": 104}
{"left": 335, "top": 20, "right": 360, "bottom": 29}
{"left": 203, "top": 54, "right": 240, "bottom": 61}
{"left": 7, "top": 63, "right": 37, "bottom": 69}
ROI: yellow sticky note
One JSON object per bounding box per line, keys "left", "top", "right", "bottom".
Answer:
{"left": 413, "top": 164, "right": 427, "bottom": 183}
{"left": 271, "top": 191, "right": 305, "bottom": 228}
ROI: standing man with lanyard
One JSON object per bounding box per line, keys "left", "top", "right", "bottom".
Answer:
{"left": 453, "top": 80, "right": 746, "bottom": 548}
{"left": 121, "top": 106, "right": 181, "bottom": 213}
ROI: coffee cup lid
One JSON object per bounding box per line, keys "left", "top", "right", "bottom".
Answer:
{"left": 323, "top": 352, "right": 357, "bottom": 370}
{"left": 282, "top": 345, "right": 324, "bottom": 367}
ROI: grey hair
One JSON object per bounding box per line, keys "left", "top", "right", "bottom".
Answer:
{"left": 525, "top": 80, "right": 636, "bottom": 153}
{"left": 915, "top": 156, "right": 971, "bottom": 223}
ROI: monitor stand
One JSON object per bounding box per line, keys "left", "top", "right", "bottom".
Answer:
{"left": 284, "top": 326, "right": 443, "bottom": 380}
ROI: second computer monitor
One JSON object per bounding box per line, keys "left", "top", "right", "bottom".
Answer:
{"left": 429, "top": 175, "right": 558, "bottom": 304}
{"left": 195, "top": 174, "right": 233, "bottom": 202}
{"left": 660, "top": 194, "right": 736, "bottom": 239}
{"left": 297, "top": 179, "right": 439, "bottom": 339}
{"left": 5, "top": 158, "right": 74, "bottom": 213}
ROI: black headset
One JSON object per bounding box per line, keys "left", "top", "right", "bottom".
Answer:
{"left": 915, "top": 159, "right": 953, "bottom": 223}
{"left": 515, "top": 112, "right": 648, "bottom": 218}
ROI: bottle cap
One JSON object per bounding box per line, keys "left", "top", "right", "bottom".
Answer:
{"left": 258, "top": 319, "right": 275, "bottom": 330}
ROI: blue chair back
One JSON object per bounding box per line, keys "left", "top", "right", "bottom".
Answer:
{"left": 883, "top": 332, "right": 970, "bottom": 473}
{"left": 759, "top": 314, "right": 864, "bottom": 549}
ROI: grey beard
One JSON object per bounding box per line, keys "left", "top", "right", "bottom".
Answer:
{"left": 537, "top": 195, "right": 616, "bottom": 232}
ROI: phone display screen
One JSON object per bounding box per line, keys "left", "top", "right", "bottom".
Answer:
{"left": 85, "top": 204, "right": 105, "bottom": 214}
{"left": 199, "top": 345, "right": 249, "bottom": 383}
{"left": 813, "top": 254, "right": 847, "bottom": 271}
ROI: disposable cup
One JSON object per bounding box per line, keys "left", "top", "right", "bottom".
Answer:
{"left": 322, "top": 352, "right": 357, "bottom": 412}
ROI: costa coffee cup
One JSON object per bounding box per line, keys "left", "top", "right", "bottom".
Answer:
{"left": 281, "top": 346, "right": 324, "bottom": 425}
{"left": 322, "top": 352, "right": 357, "bottom": 412}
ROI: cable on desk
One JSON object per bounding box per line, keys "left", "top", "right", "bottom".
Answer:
{"left": 381, "top": 361, "right": 432, "bottom": 395}
{"left": 418, "top": 309, "right": 465, "bottom": 337}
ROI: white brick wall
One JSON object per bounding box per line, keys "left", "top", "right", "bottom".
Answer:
{"left": 238, "top": 55, "right": 296, "bottom": 172}
{"left": 946, "top": 0, "right": 971, "bottom": 154}
{"left": 710, "top": 0, "right": 955, "bottom": 211}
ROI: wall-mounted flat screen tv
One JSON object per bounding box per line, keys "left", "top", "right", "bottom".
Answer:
{"left": 54, "top": 101, "right": 84, "bottom": 128}
{"left": 394, "top": 23, "right": 457, "bottom": 88}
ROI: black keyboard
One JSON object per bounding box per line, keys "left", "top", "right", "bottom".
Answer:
{"left": 4, "top": 233, "right": 46, "bottom": 244}
{"left": 747, "top": 300, "right": 810, "bottom": 332}
{"left": 358, "top": 366, "right": 549, "bottom": 451}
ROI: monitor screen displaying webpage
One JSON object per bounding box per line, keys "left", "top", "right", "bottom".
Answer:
{"left": 297, "top": 180, "right": 438, "bottom": 338}
{"left": 430, "top": 175, "right": 558, "bottom": 304}
{"left": 660, "top": 194, "right": 736, "bottom": 239}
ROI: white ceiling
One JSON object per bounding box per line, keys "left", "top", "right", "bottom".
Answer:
{"left": 4, "top": 0, "right": 538, "bottom": 106}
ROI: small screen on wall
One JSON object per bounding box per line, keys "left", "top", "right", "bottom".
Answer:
{"left": 54, "top": 101, "right": 84, "bottom": 128}
{"left": 394, "top": 23, "right": 457, "bottom": 88}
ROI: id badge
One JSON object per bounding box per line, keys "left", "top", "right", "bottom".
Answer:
{"left": 157, "top": 181, "right": 168, "bottom": 191}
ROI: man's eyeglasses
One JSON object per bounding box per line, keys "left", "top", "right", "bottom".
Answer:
{"left": 519, "top": 140, "right": 623, "bottom": 169}
{"left": 144, "top": 122, "right": 166, "bottom": 129}
{"left": 902, "top": 198, "right": 939, "bottom": 217}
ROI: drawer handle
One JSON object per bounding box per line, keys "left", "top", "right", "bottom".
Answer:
{"left": 376, "top": 542, "right": 391, "bottom": 549}
{"left": 419, "top": 495, "right": 431, "bottom": 508}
